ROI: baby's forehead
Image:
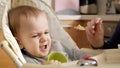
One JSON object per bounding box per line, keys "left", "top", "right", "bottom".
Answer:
{"left": 19, "top": 12, "right": 47, "bottom": 20}
{"left": 19, "top": 13, "right": 48, "bottom": 25}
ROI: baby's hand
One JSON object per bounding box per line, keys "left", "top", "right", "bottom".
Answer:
{"left": 48, "top": 60, "right": 61, "bottom": 64}
{"left": 42, "top": 60, "right": 61, "bottom": 65}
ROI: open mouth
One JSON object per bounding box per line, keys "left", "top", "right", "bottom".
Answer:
{"left": 40, "top": 44, "right": 48, "bottom": 51}
{"left": 44, "top": 45, "right": 47, "bottom": 49}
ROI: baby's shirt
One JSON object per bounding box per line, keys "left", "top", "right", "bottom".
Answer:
{"left": 22, "top": 40, "right": 67, "bottom": 64}
{"left": 22, "top": 40, "right": 91, "bottom": 64}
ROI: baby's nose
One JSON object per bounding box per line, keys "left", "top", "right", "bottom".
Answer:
{"left": 40, "top": 35, "right": 47, "bottom": 43}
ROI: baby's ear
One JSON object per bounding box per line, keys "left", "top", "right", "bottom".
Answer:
{"left": 15, "top": 37, "right": 24, "bottom": 49}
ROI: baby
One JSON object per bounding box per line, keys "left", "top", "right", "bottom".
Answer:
{"left": 8, "top": 5, "right": 91, "bottom": 64}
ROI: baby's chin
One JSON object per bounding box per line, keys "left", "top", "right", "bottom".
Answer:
{"left": 36, "top": 51, "right": 49, "bottom": 57}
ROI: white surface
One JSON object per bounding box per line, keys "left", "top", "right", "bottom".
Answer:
{"left": 57, "top": 15, "right": 120, "bottom": 21}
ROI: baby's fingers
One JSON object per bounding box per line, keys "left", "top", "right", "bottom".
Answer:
{"left": 49, "top": 60, "right": 61, "bottom": 64}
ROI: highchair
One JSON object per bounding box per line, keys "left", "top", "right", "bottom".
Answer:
{"left": 0, "top": 0, "right": 120, "bottom": 68}
{"left": 0, "top": 0, "right": 81, "bottom": 67}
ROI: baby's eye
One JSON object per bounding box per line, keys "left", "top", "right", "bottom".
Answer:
{"left": 45, "top": 31, "right": 49, "bottom": 34}
{"left": 32, "top": 35, "right": 39, "bottom": 38}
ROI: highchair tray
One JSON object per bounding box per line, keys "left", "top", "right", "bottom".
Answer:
{"left": 22, "top": 49, "right": 120, "bottom": 68}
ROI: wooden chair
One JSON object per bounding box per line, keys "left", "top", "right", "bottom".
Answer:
{"left": 0, "top": 29, "right": 16, "bottom": 68}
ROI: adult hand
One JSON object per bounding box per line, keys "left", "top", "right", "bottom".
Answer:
{"left": 86, "top": 18, "right": 104, "bottom": 48}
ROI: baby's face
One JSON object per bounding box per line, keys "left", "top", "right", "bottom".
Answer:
{"left": 16, "top": 13, "right": 51, "bottom": 57}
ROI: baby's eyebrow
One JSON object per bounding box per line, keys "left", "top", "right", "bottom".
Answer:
{"left": 45, "top": 29, "right": 49, "bottom": 31}
{"left": 29, "top": 32, "right": 39, "bottom": 35}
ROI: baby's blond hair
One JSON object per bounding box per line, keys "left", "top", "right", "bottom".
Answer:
{"left": 8, "top": 5, "right": 47, "bottom": 36}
